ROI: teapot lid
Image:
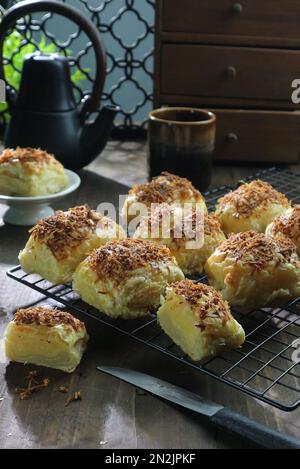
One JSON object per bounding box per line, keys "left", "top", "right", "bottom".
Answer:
{"left": 17, "top": 53, "right": 77, "bottom": 112}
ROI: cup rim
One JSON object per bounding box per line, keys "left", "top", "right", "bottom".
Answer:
{"left": 149, "top": 107, "right": 216, "bottom": 125}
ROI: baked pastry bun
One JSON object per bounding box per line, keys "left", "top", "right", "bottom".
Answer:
{"left": 134, "top": 204, "right": 225, "bottom": 275}
{"left": 4, "top": 307, "right": 88, "bottom": 373}
{"left": 0, "top": 147, "right": 68, "bottom": 196}
{"left": 73, "top": 238, "right": 184, "bottom": 319}
{"left": 266, "top": 205, "right": 300, "bottom": 255}
{"left": 215, "top": 179, "right": 290, "bottom": 234}
{"left": 205, "top": 230, "right": 300, "bottom": 311}
{"left": 122, "top": 172, "right": 207, "bottom": 224}
{"left": 157, "top": 279, "right": 245, "bottom": 362}
{"left": 19, "top": 205, "right": 126, "bottom": 284}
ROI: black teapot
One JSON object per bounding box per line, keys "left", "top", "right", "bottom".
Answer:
{"left": 0, "top": 0, "right": 119, "bottom": 170}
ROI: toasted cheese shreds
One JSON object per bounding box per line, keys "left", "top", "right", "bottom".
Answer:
{"left": 269, "top": 206, "right": 300, "bottom": 241}
{"left": 30, "top": 205, "right": 102, "bottom": 260}
{"left": 14, "top": 307, "right": 85, "bottom": 332}
{"left": 216, "top": 180, "right": 289, "bottom": 218}
{"left": 216, "top": 231, "right": 297, "bottom": 269}
{"left": 88, "top": 238, "right": 173, "bottom": 283}
{"left": 137, "top": 205, "right": 222, "bottom": 246}
{"left": 170, "top": 280, "right": 231, "bottom": 328}
{"left": 15, "top": 371, "right": 50, "bottom": 400}
{"left": 129, "top": 172, "right": 204, "bottom": 205}
{"left": 203, "top": 214, "right": 224, "bottom": 236}
{"left": 65, "top": 391, "right": 82, "bottom": 407}
{"left": 0, "top": 147, "right": 55, "bottom": 166}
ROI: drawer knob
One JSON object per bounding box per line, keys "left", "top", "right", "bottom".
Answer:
{"left": 227, "top": 132, "right": 238, "bottom": 143}
{"left": 232, "top": 3, "right": 243, "bottom": 14}
{"left": 225, "top": 66, "right": 237, "bottom": 78}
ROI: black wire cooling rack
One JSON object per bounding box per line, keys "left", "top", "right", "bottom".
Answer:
{"left": 7, "top": 167, "right": 300, "bottom": 411}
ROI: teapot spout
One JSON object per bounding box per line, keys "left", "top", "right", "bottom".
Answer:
{"left": 80, "top": 105, "right": 119, "bottom": 167}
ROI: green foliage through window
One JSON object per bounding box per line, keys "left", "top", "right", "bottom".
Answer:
{"left": 0, "top": 30, "right": 89, "bottom": 121}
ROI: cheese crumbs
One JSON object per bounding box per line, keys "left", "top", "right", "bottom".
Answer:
{"left": 0, "top": 147, "right": 54, "bottom": 165}
{"left": 217, "top": 231, "right": 297, "bottom": 269}
{"left": 14, "top": 307, "right": 85, "bottom": 332}
{"left": 129, "top": 172, "right": 204, "bottom": 204}
{"left": 88, "top": 238, "right": 172, "bottom": 283}
{"left": 30, "top": 205, "right": 102, "bottom": 260}
{"left": 170, "top": 279, "right": 231, "bottom": 328}
{"left": 217, "top": 180, "right": 289, "bottom": 218}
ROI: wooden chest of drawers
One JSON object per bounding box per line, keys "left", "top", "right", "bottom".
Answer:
{"left": 154, "top": 0, "right": 300, "bottom": 162}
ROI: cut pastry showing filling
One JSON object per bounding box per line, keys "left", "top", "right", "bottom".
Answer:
{"left": 4, "top": 307, "right": 89, "bottom": 373}
{"left": 215, "top": 179, "right": 290, "bottom": 234}
{"left": 73, "top": 238, "right": 184, "bottom": 319}
{"left": 19, "top": 205, "right": 126, "bottom": 284}
{"left": 157, "top": 279, "right": 245, "bottom": 362}
{"left": 205, "top": 230, "right": 300, "bottom": 311}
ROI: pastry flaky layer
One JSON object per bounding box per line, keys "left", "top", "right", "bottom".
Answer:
{"left": 0, "top": 147, "right": 68, "bottom": 196}
{"left": 266, "top": 205, "right": 300, "bottom": 255}
{"left": 122, "top": 171, "right": 207, "bottom": 224}
{"left": 134, "top": 204, "right": 225, "bottom": 275}
{"left": 4, "top": 307, "right": 89, "bottom": 373}
{"left": 73, "top": 238, "right": 184, "bottom": 319}
{"left": 205, "top": 230, "right": 300, "bottom": 311}
{"left": 157, "top": 279, "right": 245, "bottom": 362}
{"left": 215, "top": 179, "right": 290, "bottom": 234}
{"left": 19, "top": 205, "right": 126, "bottom": 284}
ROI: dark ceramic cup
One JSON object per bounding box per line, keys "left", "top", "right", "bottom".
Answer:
{"left": 148, "top": 107, "right": 216, "bottom": 190}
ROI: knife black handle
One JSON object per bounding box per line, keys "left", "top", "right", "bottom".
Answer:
{"left": 211, "top": 408, "right": 300, "bottom": 449}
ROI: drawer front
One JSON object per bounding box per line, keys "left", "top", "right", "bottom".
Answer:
{"left": 161, "top": 44, "right": 300, "bottom": 105}
{"left": 213, "top": 109, "right": 300, "bottom": 162}
{"left": 162, "top": 0, "right": 300, "bottom": 44}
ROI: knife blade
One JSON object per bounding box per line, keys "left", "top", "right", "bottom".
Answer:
{"left": 97, "top": 366, "right": 300, "bottom": 449}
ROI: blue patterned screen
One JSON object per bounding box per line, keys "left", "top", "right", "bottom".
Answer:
{"left": 0, "top": 0, "right": 155, "bottom": 135}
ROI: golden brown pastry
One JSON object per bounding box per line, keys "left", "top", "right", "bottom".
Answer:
{"left": 73, "top": 238, "right": 184, "bottom": 319}
{"left": 134, "top": 204, "right": 225, "bottom": 275}
{"left": 122, "top": 171, "right": 207, "bottom": 224}
{"left": 266, "top": 205, "right": 300, "bottom": 255}
{"left": 0, "top": 147, "right": 68, "bottom": 196}
{"left": 215, "top": 179, "right": 290, "bottom": 234}
{"left": 4, "top": 307, "right": 89, "bottom": 373}
{"left": 205, "top": 230, "right": 300, "bottom": 310}
{"left": 157, "top": 279, "right": 245, "bottom": 361}
{"left": 19, "top": 205, "right": 126, "bottom": 284}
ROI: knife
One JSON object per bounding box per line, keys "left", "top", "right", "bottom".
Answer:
{"left": 97, "top": 366, "right": 300, "bottom": 449}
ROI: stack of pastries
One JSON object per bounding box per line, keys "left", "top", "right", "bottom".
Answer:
{"left": 7, "top": 171, "right": 299, "bottom": 371}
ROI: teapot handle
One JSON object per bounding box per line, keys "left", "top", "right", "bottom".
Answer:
{"left": 0, "top": 0, "right": 107, "bottom": 122}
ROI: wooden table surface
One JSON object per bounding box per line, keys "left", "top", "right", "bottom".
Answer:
{"left": 1, "top": 141, "right": 300, "bottom": 449}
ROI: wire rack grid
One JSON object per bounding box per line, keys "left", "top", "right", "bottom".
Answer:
{"left": 7, "top": 167, "right": 300, "bottom": 411}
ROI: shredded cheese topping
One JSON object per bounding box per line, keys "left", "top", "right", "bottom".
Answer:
{"left": 170, "top": 279, "right": 231, "bottom": 328}
{"left": 216, "top": 180, "right": 289, "bottom": 218}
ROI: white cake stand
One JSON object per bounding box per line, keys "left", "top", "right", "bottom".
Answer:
{"left": 0, "top": 169, "right": 81, "bottom": 226}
